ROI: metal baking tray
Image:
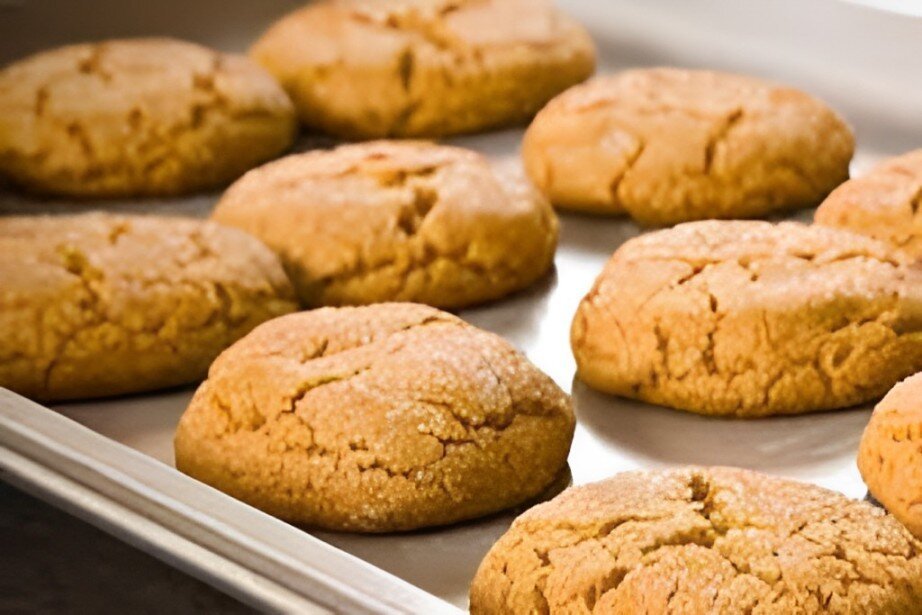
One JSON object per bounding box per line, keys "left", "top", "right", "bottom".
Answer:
{"left": 2, "top": 0, "right": 922, "bottom": 611}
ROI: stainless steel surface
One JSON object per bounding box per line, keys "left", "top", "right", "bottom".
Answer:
{"left": 42, "top": 209, "right": 875, "bottom": 609}
{"left": 2, "top": 0, "right": 921, "bottom": 611}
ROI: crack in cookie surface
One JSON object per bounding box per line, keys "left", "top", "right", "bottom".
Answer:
{"left": 250, "top": 0, "right": 595, "bottom": 138}
{"left": 0, "top": 38, "right": 295, "bottom": 197}
{"left": 523, "top": 68, "right": 854, "bottom": 224}
{"left": 212, "top": 141, "right": 558, "bottom": 309}
{"left": 572, "top": 220, "right": 922, "bottom": 417}
{"left": 174, "top": 303, "right": 574, "bottom": 532}
{"left": 0, "top": 213, "right": 297, "bottom": 400}
{"left": 471, "top": 467, "right": 922, "bottom": 614}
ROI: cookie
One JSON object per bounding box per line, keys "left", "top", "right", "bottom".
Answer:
{"left": 250, "top": 0, "right": 595, "bottom": 138}
{"left": 471, "top": 466, "right": 922, "bottom": 614}
{"left": 571, "top": 220, "right": 922, "bottom": 417}
{"left": 211, "top": 141, "right": 558, "bottom": 308}
{"left": 522, "top": 68, "right": 854, "bottom": 225}
{"left": 173, "top": 303, "right": 574, "bottom": 532}
{"left": 816, "top": 149, "right": 922, "bottom": 259}
{"left": 0, "top": 38, "right": 296, "bottom": 197}
{"left": 0, "top": 213, "right": 297, "bottom": 401}
{"left": 858, "top": 373, "right": 922, "bottom": 539}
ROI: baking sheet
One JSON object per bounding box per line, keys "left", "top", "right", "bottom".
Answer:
{"left": 45, "top": 208, "right": 875, "bottom": 609}
{"left": 3, "top": 0, "right": 922, "bottom": 610}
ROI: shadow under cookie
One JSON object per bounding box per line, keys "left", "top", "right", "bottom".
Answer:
{"left": 312, "top": 463, "right": 572, "bottom": 606}
{"left": 572, "top": 379, "right": 871, "bottom": 474}
{"left": 174, "top": 304, "right": 576, "bottom": 533}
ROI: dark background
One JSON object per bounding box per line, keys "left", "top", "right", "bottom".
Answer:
{"left": 0, "top": 482, "right": 253, "bottom": 613}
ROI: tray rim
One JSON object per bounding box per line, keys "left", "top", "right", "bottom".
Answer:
{"left": 0, "top": 389, "right": 462, "bottom": 615}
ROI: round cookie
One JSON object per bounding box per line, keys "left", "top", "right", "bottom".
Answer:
{"left": 571, "top": 220, "right": 922, "bottom": 417}
{"left": 858, "top": 373, "right": 922, "bottom": 539}
{"left": 522, "top": 68, "right": 854, "bottom": 225}
{"left": 0, "top": 213, "right": 297, "bottom": 401}
{"left": 211, "top": 141, "right": 558, "bottom": 309}
{"left": 0, "top": 38, "right": 296, "bottom": 197}
{"left": 249, "top": 0, "right": 595, "bottom": 139}
{"left": 173, "top": 303, "right": 574, "bottom": 532}
{"left": 471, "top": 466, "right": 922, "bottom": 614}
{"left": 816, "top": 149, "right": 922, "bottom": 259}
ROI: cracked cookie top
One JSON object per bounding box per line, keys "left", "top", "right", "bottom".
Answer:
{"left": 522, "top": 68, "right": 854, "bottom": 225}
{"left": 816, "top": 149, "right": 922, "bottom": 259}
{"left": 0, "top": 38, "right": 296, "bottom": 197}
{"left": 211, "top": 141, "right": 558, "bottom": 308}
{"left": 859, "top": 373, "right": 922, "bottom": 540}
{"left": 173, "top": 303, "right": 575, "bottom": 532}
{"left": 0, "top": 213, "right": 297, "bottom": 401}
{"left": 571, "top": 220, "right": 922, "bottom": 417}
{"left": 471, "top": 466, "right": 922, "bottom": 614}
{"left": 250, "top": 0, "right": 595, "bottom": 138}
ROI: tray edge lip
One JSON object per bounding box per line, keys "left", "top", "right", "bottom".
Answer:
{"left": 0, "top": 443, "right": 326, "bottom": 614}
{"left": 0, "top": 388, "right": 462, "bottom": 615}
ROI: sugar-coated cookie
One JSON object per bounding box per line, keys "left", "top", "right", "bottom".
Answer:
{"left": 174, "top": 303, "right": 574, "bottom": 532}
{"left": 0, "top": 38, "right": 296, "bottom": 197}
{"left": 471, "top": 466, "right": 922, "bottom": 614}
{"left": 571, "top": 220, "right": 922, "bottom": 417}
{"left": 0, "top": 213, "right": 297, "bottom": 400}
{"left": 858, "top": 373, "right": 922, "bottom": 539}
{"left": 816, "top": 149, "right": 922, "bottom": 259}
{"left": 212, "top": 141, "right": 558, "bottom": 308}
{"left": 250, "top": 0, "right": 595, "bottom": 138}
{"left": 523, "top": 68, "right": 854, "bottom": 225}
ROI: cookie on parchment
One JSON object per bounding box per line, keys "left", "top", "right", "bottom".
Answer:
{"left": 250, "top": 0, "right": 595, "bottom": 138}
{"left": 858, "top": 372, "right": 922, "bottom": 540}
{"left": 174, "top": 303, "right": 574, "bottom": 532}
{"left": 522, "top": 68, "right": 854, "bottom": 225}
{"left": 571, "top": 220, "right": 922, "bottom": 417}
{"left": 471, "top": 466, "right": 922, "bottom": 614}
{"left": 212, "top": 141, "right": 558, "bottom": 309}
{"left": 0, "top": 38, "right": 296, "bottom": 197}
{"left": 0, "top": 213, "right": 297, "bottom": 401}
{"left": 816, "top": 149, "right": 922, "bottom": 259}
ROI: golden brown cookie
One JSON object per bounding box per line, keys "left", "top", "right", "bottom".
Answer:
{"left": 816, "top": 149, "right": 922, "bottom": 259}
{"left": 471, "top": 466, "right": 922, "bottom": 614}
{"left": 211, "top": 141, "right": 558, "bottom": 308}
{"left": 858, "top": 373, "right": 922, "bottom": 539}
{"left": 0, "top": 38, "right": 296, "bottom": 197}
{"left": 0, "top": 213, "right": 297, "bottom": 401}
{"left": 174, "top": 303, "right": 574, "bottom": 532}
{"left": 571, "top": 220, "right": 922, "bottom": 417}
{"left": 523, "top": 68, "right": 854, "bottom": 225}
{"left": 250, "top": 0, "right": 595, "bottom": 138}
